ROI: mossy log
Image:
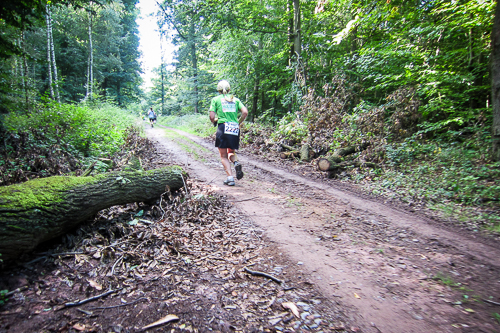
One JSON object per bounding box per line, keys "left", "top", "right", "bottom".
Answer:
{"left": 281, "top": 143, "right": 298, "bottom": 151}
{"left": 317, "top": 143, "right": 370, "bottom": 171}
{"left": 300, "top": 137, "right": 315, "bottom": 162}
{"left": 0, "top": 167, "right": 185, "bottom": 263}
{"left": 318, "top": 160, "right": 378, "bottom": 172}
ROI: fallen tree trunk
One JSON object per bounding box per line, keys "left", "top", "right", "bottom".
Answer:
{"left": 317, "top": 143, "right": 370, "bottom": 171}
{"left": 281, "top": 143, "right": 297, "bottom": 151}
{"left": 0, "top": 167, "right": 185, "bottom": 263}
{"left": 333, "top": 143, "right": 369, "bottom": 158}
{"left": 280, "top": 151, "right": 300, "bottom": 159}
{"left": 318, "top": 159, "right": 378, "bottom": 172}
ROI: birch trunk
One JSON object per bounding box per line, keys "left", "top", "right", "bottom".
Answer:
{"left": 160, "top": 29, "right": 165, "bottom": 114}
{"left": 45, "top": 8, "right": 54, "bottom": 100}
{"left": 86, "top": 6, "right": 94, "bottom": 100}
{"left": 48, "top": 7, "right": 60, "bottom": 103}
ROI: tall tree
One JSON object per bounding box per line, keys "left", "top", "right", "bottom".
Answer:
{"left": 46, "top": 4, "right": 60, "bottom": 102}
{"left": 46, "top": 7, "right": 55, "bottom": 100}
{"left": 85, "top": 3, "right": 94, "bottom": 100}
{"left": 158, "top": 0, "right": 212, "bottom": 114}
{"left": 492, "top": 0, "right": 500, "bottom": 161}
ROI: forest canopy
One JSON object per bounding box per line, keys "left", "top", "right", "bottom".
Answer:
{"left": 0, "top": 0, "right": 142, "bottom": 112}
{"left": 150, "top": 0, "right": 497, "bottom": 154}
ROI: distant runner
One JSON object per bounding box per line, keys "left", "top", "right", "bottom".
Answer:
{"left": 209, "top": 80, "right": 248, "bottom": 186}
{"left": 148, "top": 107, "right": 156, "bottom": 127}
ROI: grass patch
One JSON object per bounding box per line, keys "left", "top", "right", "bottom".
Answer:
{"left": 162, "top": 129, "right": 211, "bottom": 162}
{"left": 158, "top": 114, "right": 215, "bottom": 137}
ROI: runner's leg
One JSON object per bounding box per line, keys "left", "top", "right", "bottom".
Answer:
{"left": 228, "top": 148, "right": 244, "bottom": 180}
{"left": 228, "top": 149, "right": 237, "bottom": 163}
{"left": 219, "top": 148, "right": 233, "bottom": 177}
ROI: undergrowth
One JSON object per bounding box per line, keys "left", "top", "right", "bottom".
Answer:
{"left": 0, "top": 101, "right": 139, "bottom": 186}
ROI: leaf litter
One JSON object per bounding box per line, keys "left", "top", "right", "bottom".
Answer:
{"left": 0, "top": 177, "right": 351, "bottom": 332}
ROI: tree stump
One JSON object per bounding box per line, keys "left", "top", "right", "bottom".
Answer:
{"left": 0, "top": 167, "right": 185, "bottom": 263}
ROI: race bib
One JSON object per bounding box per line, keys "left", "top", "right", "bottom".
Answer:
{"left": 221, "top": 100, "right": 236, "bottom": 113}
{"left": 224, "top": 122, "right": 239, "bottom": 136}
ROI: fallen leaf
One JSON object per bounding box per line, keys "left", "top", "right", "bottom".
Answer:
{"left": 464, "top": 308, "right": 475, "bottom": 313}
{"left": 282, "top": 302, "right": 300, "bottom": 318}
{"left": 354, "top": 293, "right": 360, "bottom": 299}
{"left": 73, "top": 323, "right": 85, "bottom": 331}
{"left": 142, "top": 314, "right": 179, "bottom": 330}
{"left": 88, "top": 279, "right": 102, "bottom": 290}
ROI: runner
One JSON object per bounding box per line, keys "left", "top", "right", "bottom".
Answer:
{"left": 147, "top": 107, "right": 156, "bottom": 127}
{"left": 209, "top": 80, "right": 248, "bottom": 186}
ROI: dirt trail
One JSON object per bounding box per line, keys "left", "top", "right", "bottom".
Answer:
{"left": 148, "top": 124, "right": 500, "bottom": 333}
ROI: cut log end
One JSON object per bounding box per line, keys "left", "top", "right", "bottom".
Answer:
{"left": 317, "top": 158, "right": 333, "bottom": 171}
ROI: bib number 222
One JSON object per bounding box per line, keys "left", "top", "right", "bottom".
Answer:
{"left": 224, "top": 122, "right": 239, "bottom": 136}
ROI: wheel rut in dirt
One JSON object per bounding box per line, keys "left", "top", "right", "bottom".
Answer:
{"left": 148, "top": 124, "right": 500, "bottom": 333}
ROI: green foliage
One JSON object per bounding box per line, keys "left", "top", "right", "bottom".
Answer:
{"left": 0, "top": 289, "right": 8, "bottom": 306}
{"left": 270, "top": 112, "right": 308, "bottom": 144}
{"left": 158, "top": 114, "right": 215, "bottom": 137}
{"left": 0, "top": 0, "right": 142, "bottom": 108}
{"left": 345, "top": 132, "right": 500, "bottom": 227}
{"left": 5, "top": 101, "right": 135, "bottom": 157}
{"left": 0, "top": 101, "right": 139, "bottom": 185}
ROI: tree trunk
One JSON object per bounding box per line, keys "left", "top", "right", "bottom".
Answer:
{"left": 492, "top": 0, "right": 500, "bottom": 161}
{"left": 318, "top": 159, "right": 378, "bottom": 172}
{"left": 190, "top": 22, "right": 198, "bottom": 114}
{"left": 86, "top": 6, "right": 94, "bottom": 100}
{"left": 160, "top": 29, "right": 165, "bottom": 115}
{"left": 45, "top": 7, "right": 54, "bottom": 100}
{"left": 48, "top": 6, "right": 60, "bottom": 103}
{"left": 293, "top": 0, "right": 301, "bottom": 59}
{"left": 317, "top": 143, "right": 370, "bottom": 171}
{"left": 21, "top": 32, "right": 30, "bottom": 112}
{"left": 0, "top": 167, "right": 185, "bottom": 263}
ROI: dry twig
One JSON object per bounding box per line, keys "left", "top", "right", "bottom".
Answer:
{"left": 64, "top": 288, "right": 122, "bottom": 308}
{"left": 244, "top": 266, "right": 283, "bottom": 284}
{"left": 483, "top": 299, "right": 500, "bottom": 306}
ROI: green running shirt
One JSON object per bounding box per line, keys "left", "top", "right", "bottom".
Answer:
{"left": 209, "top": 94, "right": 245, "bottom": 124}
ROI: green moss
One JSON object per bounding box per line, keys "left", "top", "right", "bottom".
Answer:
{"left": 0, "top": 176, "right": 98, "bottom": 209}
{"left": 0, "top": 167, "right": 184, "bottom": 211}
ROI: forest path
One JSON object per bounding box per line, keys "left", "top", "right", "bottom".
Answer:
{"left": 146, "top": 123, "right": 500, "bottom": 333}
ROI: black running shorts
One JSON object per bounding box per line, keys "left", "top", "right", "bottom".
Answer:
{"left": 215, "top": 123, "right": 240, "bottom": 149}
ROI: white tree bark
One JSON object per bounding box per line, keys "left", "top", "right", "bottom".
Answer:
{"left": 86, "top": 6, "right": 94, "bottom": 100}
{"left": 46, "top": 6, "right": 54, "bottom": 99}
{"left": 48, "top": 6, "right": 60, "bottom": 103}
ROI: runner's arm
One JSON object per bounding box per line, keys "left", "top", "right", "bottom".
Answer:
{"left": 238, "top": 106, "right": 248, "bottom": 125}
{"left": 209, "top": 111, "right": 216, "bottom": 124}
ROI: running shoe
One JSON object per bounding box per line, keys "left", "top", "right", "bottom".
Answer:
{"left": 235, "top": 162, "right": 244, "bottom": 180}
